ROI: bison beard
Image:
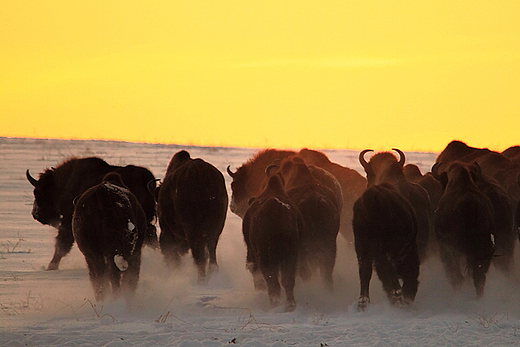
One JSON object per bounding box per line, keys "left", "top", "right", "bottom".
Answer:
{"left": 353, "top": 184, "right": 420, "bottom": 311}
{"left": 72, "top": 173, "right": 146, "bottom": 302}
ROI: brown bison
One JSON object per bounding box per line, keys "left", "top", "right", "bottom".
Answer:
{"left": 26, "top": 157, "right": 158, "bottom": 270}
{"left": 404, "top": 164, "right": 443, "bottom": 212}
{"left": 242, "top": 173, "right": 304, "bottom": 311}
{"left": 434, "top": 141, "right": 518, "bottom": 272}
{"left": 434, "top": 162, "right": 495, "bottom": 298}
{"left": 227, "top": 148, "right": 366, "bottom": 243}
{"left": 353, "top": 182, "right": 419, "bottom": 310}
{"left": 434, "top": 141, "right": 520, "bottom": 201}
{"left": 278, "top": 157, "right": 342, "bottom": 291}
{"left": 72, "top": 172, "right": 146, "bottom": 302}
{"left": 359, "top": 149, "right": 432, "bottom": 261}
{"left": 438, "top": 162, "right": 515, "bottom": 276}
{"left": 156, "top": 150, "right": 228, "bottom": 284}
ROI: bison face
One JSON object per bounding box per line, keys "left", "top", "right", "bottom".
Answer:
{"left": 27, "top": 170, "right": 61, "bottom": 227}
{"left": 229, "top": 178, "right": 250, "bottom": 218}
{"left": 228, "top": 166, "right": 257, "bottom": 218}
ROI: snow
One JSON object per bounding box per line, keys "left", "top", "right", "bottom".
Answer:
{"left": 2, "top": 137, "right": 520, "bottom": 346}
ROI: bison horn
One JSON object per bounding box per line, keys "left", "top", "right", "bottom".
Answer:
{"left": 359, "top": 149, "right": 373, "bottom": 169}
{"left": 392, "top": 148, "right": 406, "bottom": 166}
{"left": 147, "top": 178, "right": 160, "bottom": 195}
{"left": 265, "top": 164, "right": 280, "bottom": 176}
{"left": 26, "top": 169, "right": 39, "bottom": 187}
{"left": 226, "top": 165, "right": 236, "bottom": 178}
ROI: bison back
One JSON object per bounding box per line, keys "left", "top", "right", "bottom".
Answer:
{"left": 353, "top": 184, "right": 417, "bottom": 256}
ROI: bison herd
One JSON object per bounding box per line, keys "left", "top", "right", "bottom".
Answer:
{"left": 26, "top": 141, "right": 520, "bottom": 312}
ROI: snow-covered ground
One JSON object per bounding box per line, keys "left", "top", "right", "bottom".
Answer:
{"left": 1, "top": 137, "right": 520, "bottom": 346}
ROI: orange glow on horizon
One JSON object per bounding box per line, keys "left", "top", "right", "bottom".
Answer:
{"left": 2, "top": 2, "right": 519, "bottom": 153}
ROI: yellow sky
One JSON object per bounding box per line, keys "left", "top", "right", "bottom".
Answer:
{"left": 1, "top": 1, "right": 519, "bottom": 152}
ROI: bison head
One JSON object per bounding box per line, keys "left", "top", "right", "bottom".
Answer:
{"left": 359, "top": 148, "right": 405, "bottom": 187}
{"left": 26, "top": 169, "right": 61, "bottom": 227}
{"left": 227, "top": 165, "right": 252, "bottom": 218}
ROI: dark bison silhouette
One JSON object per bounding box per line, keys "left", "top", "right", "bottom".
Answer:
{"left": 227, "top": 148, "right": 366, "bottom": 244}
{"left": 72, "top": 172, "right": 146, "bottom": 302}
{"left": 26, "top": 157, "right": 158, "bottom": 270}
{"left": 353, "top": 182, "right": 419, "bottom": 311}
{"left": 359, "top": 149, "right": 432, "bottom": 261}
{"left": 278, "top": 157, "right": 341, "bottom": 291}
{"left": 434, "top": 141, "right": 517, "bottom": 274}
{"left": 242, "top": 173, "right": 304, "bottom": 311}
{"left": 434, "top": 140, "right": 520, "bottom": 201}
{"left": 403, "top": 163, "right": 443, "bottom": 212}
{"left": 156, "top": 150, "right": 228, "bottom": 284}
{"left": 434, "top": 161, "right": 495, "bottom": 298}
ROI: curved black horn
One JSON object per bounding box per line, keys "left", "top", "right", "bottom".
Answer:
{"left": 265, "top": 164, "right": 280, "bottom": 176}
{"left": 359, "top": 149, "right": 373, "bottom": 169}
{"left": 147, "top": 178, "right": 160, "bottom": 195}
{"left": 226, "top": 165, "right": 236, "bottom": 178}
{"left": 26, "top": 169, "right": 38, "bottom": 187}
{"left": 392, "top": 148, "right": 405, "bottom": 166}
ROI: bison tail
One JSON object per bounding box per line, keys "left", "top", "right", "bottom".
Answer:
{"left": 114, "top": 254, "right": 129, "bottom": 271}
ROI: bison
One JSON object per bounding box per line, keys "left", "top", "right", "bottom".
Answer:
{"left": 434, "top": 141, "right": 518, "bottom": 274}
{"left": 227, "top": 148, "right": 366, "bottom": 243}
{"left": 434, "top": 141, "right": 520, "bottom": 201}
{"left": 156, "top": 150, "right": 228, "bottom": 284}
{"left": 441, "top": 162, "right": 515, "bottom": 276}
{"left": 359, "top": 149, "right": 432, "bottom": 261}
{"left": 434, "top": 162, "right": 495, "bottom": 298}
{"left": 26, "top": 157, "right": 158, "bottom": 270}
{"left": 278, "top": 157, "right": 341, "bottom": 291}
{"left": 72, "top": 172, "right": 146, "bottom": 302}
{"left": 403, "top": 164, "right": 443, "bottom": 212}
{"left": 353, "top": 183, "right": 419, "bottom": 311}
{"left": 242, "top": 172, "right": 304, "bottom": 311}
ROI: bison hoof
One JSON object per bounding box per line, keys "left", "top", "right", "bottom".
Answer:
{"left": 46, "top": 262, "right": 59, "bottom": 271}
{"left": 358, "top": 296, "right": 370, "bottom": 311}
{"left": 390, "top": 289, "right": 405, "bottom": 308}
{"left": 285, "top": 300, "right": 296, "bottom": 312}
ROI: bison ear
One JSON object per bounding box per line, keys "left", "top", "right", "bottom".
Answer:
{"left": 248, "top": 197, "right": 256, "bottom": 205}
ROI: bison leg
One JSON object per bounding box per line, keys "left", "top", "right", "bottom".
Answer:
{"left": 357, "top": 261, "right": 372, "bottom": 310}
{"left": 438, "top": 244, "right": 464, "bottom": 291}
{"left": 85, "top": 256, "right": 109, "bottom": 302}
{"left": 397, "top": 250, "right": 420, "bottom": 305}
{"left": 470, "top": 257, "right": 491, "bottom": 298}
{"left": 262, "top": 267, "right": 282, "bottom": 308}
{"left": 144, "top": 223, "right": 159, "bottom": 249}
{"left": 318, "top": 241, "right": 337, "bottom": 292}
{"left": 374, "top": 254, "right": 404, "bottom": 307}
{"left": 206, "top": 228, "right": 221, "bottom": 278}
{"left": 281, "top": 260, "right": 297, "bottom": 312}
{"left": 47, "top": 222, "right": 75, "bottom": 271}
{"left": 246, "top": 262, "right": 267, "bottom": 291}
{"left": 159, "top": 228, "right": 184, "bottom": 270}
{"left": 296, "top": 245, "right": 312, "bottom": 283}
{"left": 108, "top": 259, "right": 122, "bottom": 298}
{"left": 356, "top": 248, "right": 373, "bottom": 311}
{"left": 121, "top": 253, "right": 142, "bottom": 303}
{"left": 191, "top": 242, "right": 209, "bottom": 285}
